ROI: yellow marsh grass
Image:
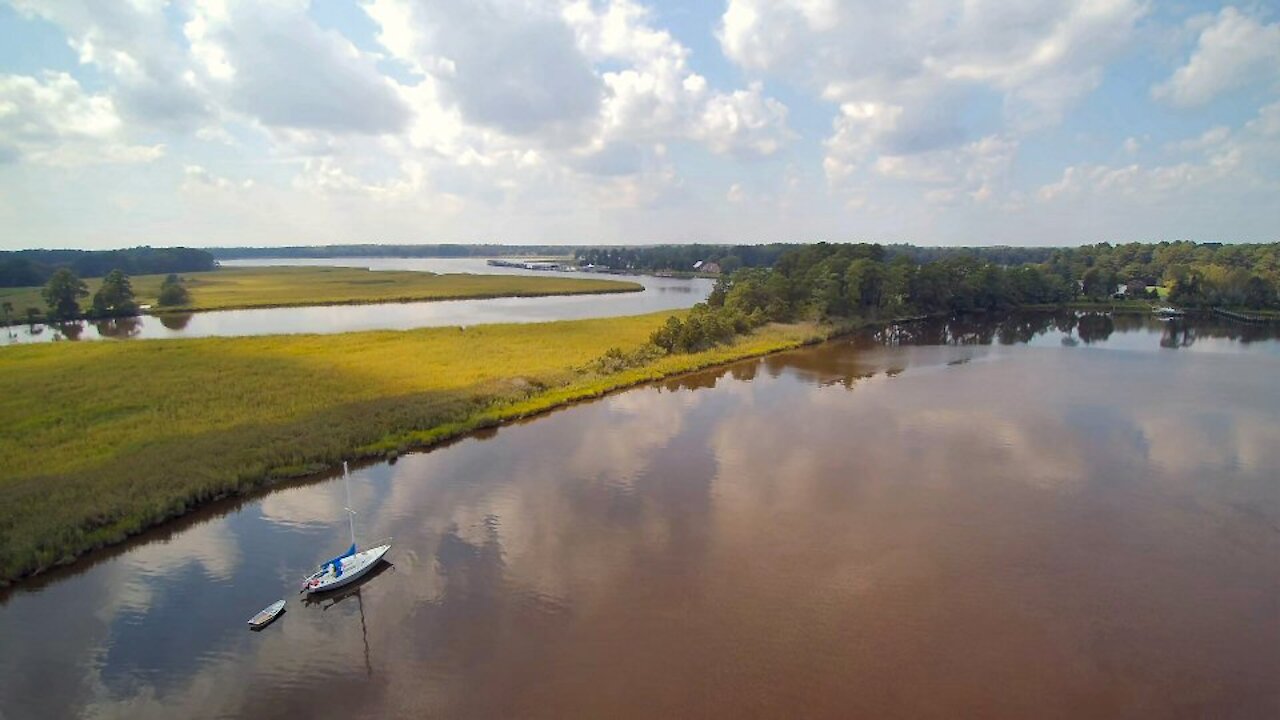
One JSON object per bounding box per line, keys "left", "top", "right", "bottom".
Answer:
{"left": 0, "top": 312, "right": 824, "bottom": 583}
{"left": 0, "top": 265, "right": 641, "bottom": 316}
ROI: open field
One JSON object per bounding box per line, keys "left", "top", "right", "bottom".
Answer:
{"left": 0, "top": 266, "right": 641, "bottom": 320}
{"left": 0, "top": 312, "right": 826, "bottom": 584}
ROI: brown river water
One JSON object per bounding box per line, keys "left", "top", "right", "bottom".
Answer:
{"left": 1, "top": 313, "right": 1277, "bottom": 718}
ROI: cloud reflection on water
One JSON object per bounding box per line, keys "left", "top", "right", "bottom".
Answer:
{"left": 1, "top": 315, "right": 1277, "bottom": 718}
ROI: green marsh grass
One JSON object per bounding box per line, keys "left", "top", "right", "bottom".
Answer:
{"left": 0, "top": 312, "right": 824, "bottom": 584}
{"left": 0, "top": 266, "right": 641, "bottom": 320}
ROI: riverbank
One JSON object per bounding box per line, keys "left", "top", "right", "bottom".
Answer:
{"left": 0, "top": 312, "right": 833, "bottom": 585}
{"left": 0, "top": 266, "right": 642, "bottom": 323}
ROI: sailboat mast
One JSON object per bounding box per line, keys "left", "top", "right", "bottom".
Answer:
{"left": 344, "top": 461, "right": 357, "bottom": 549}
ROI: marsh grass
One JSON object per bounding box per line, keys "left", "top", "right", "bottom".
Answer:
{"left": 0, "top": 266, "right": 641, "bottom": 320}
{"left": 0, "top": 312, "right": 824, "bottom": 584}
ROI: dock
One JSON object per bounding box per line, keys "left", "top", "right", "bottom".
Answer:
{"left": 1213, "top": 307, "right": 1275, "bottom": 324}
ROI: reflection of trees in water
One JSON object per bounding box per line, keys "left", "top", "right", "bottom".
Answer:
{"left": 94, "top": 316, "right": 143, "bottom": 339}
{"left": 1076, "top": 314, "right": 1115, "bottom": 344}
{"left": 1111, "top": 313, "right": 1148, "bottom": 333}
{"left": 663, "top": 370, "right": 721, "bottom": 392}
{"left": 159, "top": 312, "right": 193, "bottom": 330}
{"left": 664, "top": 311, "right": 1276, "bottom": 391}
{"left": 728, "top": 361, "right": 758, "bottom": 383}
{"left": 876, "top": 314, "right": 1056, "bottom": 347}
{"left": 996, "top": 314, "right": 1056, "bottom": 345}
{"left": 5, "top": 323, "right": 43, "bottom": 343}
{"left": 1192, "top": 319, "right": 1279, "bottom": 345}
{"left": 1156, "top": 317, "right": 1280, "bottom": 348}
{"left": 53, "top": 321, "right": 85, "bottom": 341}
{"left": 1161, "top": 321, "right": 1196, "bottom": 349}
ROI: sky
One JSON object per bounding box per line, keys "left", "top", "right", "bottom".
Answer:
{"left": 0, "top": 0, "right": 1277, "bottom": 250}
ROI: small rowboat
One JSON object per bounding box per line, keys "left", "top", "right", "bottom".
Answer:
{"left": 248, "top": 599, "right": 286, "bottom": 630}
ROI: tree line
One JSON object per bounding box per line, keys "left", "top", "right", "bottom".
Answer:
{"left": 650, "top": 241, "right": 1280, "bottom": 354}
{"left": 1040, "top": 241, "right": 1279, "bottom": 308}
{"left": 210, "top": 244, "right": 575, "bottom": 259}
{"left": 575, "top": 244, "right": 797, "bottom": 274}
{"left": 2, "top": 269, "right": 192, "bottom": 326}
{"left": 0, "top": 247, "right": 215, "bottom": 288}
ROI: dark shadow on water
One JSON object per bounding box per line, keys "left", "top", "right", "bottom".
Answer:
{"left": 52, "top": 321, "right": 85, "bottom": 341}
{"left": 1076, "top": 313, "right": 1115, "bottom": 344}
{"left": 94, "top": 316, "right": 143, "bottom": 339}
{"left": 158, "top": 312, "right": 193, "bottom": 331}
{"left": 301, "top": 561, "right": 394, "bottom": 609}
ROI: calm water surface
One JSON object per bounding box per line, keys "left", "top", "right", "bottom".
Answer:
{"left": 2, "top": 258, "right": 711, "bottom": 344}
{"left": 1, "top": 314, "right": 1277, "bottom": 718}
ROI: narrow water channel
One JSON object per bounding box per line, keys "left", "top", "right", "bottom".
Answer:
{"left": 1, "top": 258, "right": 712, "bottom": 344}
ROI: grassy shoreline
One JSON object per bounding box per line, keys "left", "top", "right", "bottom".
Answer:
{"left": 0, "top": 312, "right": 839, "bottom": 585}
{"left": 0, "top": 266, "right": 642, "bottom": 323}
{"left": 4, "top": 300, "right": 1209, "bottom": 586}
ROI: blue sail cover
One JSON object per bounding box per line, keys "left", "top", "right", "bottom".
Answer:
{"left": 324, "top": 544, "right": 357, "bottom": 576}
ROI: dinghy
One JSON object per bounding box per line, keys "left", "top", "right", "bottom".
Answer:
{"left": 300, "top": 462, "right": 392, "bottom": 596}
{"left": 248, "top": 599, "right": 286, "bottom": 629}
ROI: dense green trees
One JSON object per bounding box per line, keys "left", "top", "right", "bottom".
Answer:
{"left": 575, "top": 244, "right": 797, "bottom": 273}
{"left": 0, "top": 247, "right": 215, "bottom": 288}
{"left": 1044, "top": 241, "right": 1278, "bottom": 307}
{"left": 41, "top": 269, "right": 89, "bottom": 321}
{"left": 91, "top": 270, "right": 138, "bottom": 317}
{"left": 612, "top": 240, "right": 1278, "bottom": 313}
{"left": 36, "top": 268, "right": 141, "bottom": 320}
{"left": 650, "top": 240, "right": 1280, "bottom": 355}
{"left": 157, "top": 274, "right": 192, "bottom": 306}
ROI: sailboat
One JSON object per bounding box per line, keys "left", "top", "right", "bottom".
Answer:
{"left": 300, "top": 462, "right": 392, "bottom": 595}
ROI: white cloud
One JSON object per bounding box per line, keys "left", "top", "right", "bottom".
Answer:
{"left": 185, "top": 1, "right": 411, "bottom": 135}
{"left": 1153, "top": 7, "right": 1280, "bottom": 107}
{"left": 182, "top": 164, "right": 253, "bottom": 192}
{"left": 566, "top": 0, "right": 792, "bottom": 156}
{"left": 721, "top": 0, "right": 1143, "bottom": 122}
{"left": 718, "top": 0, "right": 837, "bottom": 71}
{"left": 1037, "top": 101, "right": 1280, "bottom": 203}
{"left": 363, "top": 0, "right": 602, "bottom": 142}
{"left": 823, "top": 101, "right": 906, "bottom": 184}
{"left": 12, "top": 0, "right": 210, "bottom": 128}
{"left": 696, "top": 82, "right": 794, "bottom": 157}
{"left": 1, "top": 0, "right": 1275, "bottom": 247}
{"left": 0, "top": 72, "right": 163, "bottom": 166}
{"left": 723, "top": 0, "right": 1144, "bottom": 201}
{"left": 876, "top": 135, "right": 1017, "bottom": 206}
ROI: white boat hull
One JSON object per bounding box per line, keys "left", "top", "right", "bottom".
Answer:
{"left": 247, "top": 599, "right": 286, "bottom": 629}
{"left": 302, "top": 544, "right": 391, "bottom": 595}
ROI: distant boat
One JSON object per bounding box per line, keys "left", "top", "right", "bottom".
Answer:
{"left": 248, "top": 599, "right": 285, "bottom": 630}
{"left": 300, "top": 463, "right": 392, "bottom": 595}
{"left": 1152, "top": 306, "right": 1184, "bottom": 317}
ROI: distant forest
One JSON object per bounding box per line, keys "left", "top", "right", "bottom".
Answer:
{"left": 575, "top": 243, "right": 1077, "bottom": 274}
{"left": 648, "top": 241, "right": 1280, "bottom": 354}
{"left": 0, "top": 248, "right": 216, "bottom": 288}
{"left": 6, "top": 242, "right": 1277, "bottom": 312}
{"left": 209, "top": 244, "right": 574, "bottom": 259}
{"left": 579, "top": 241, "right": 1279, "bottom": 308}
